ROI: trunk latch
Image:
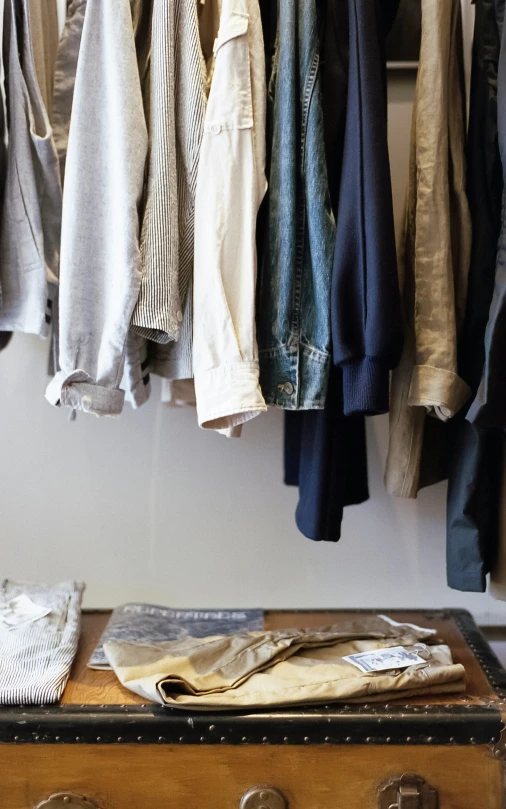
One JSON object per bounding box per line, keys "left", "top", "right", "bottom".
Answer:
{"left": 378, "top": 774, "right": 439, "bottom": 809}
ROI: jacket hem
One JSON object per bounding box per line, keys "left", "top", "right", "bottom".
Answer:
{"left": 259, "top": 343, "right": 330, "bottom": 409}
{"left": 446, "top": 569, "right": 487, "bottom": 593}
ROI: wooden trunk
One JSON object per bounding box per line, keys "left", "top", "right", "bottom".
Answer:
{"left": 0, "top": 609, "right": 504, "bottom": 809}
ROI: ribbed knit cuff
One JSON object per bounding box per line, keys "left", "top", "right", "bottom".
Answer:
{"left": 341, "top": 357, "right": 390, "bottom": 416}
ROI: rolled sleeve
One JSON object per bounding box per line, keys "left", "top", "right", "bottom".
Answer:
{"left": 408, "top": 364, "right": 471, "bottom": 419}
{"left": 46, "top": 370, "right": 125, "bottom": 417}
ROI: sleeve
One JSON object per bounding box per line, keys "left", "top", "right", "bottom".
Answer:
{"left": 45, "top": 0, "right": 148, "bottom": 417}
{"left": 130, "top": 0, "right": 181, "bottom": 345}
{"left": 467, "top": 0, "right": 506, "bottom": 428}
{"left": 406, "top": 0, "right": 471, "bottom": 422}
{"left": 192, "top": 0, "right": 267, "bottom": 432}
{"left": 331, "top": 0, "right": 403, "bottom": 417}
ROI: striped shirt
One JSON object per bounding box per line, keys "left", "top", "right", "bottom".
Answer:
{"left": 0, "top": 580, "right": 84, "bottom": 705}
{"left": 131, "top": 0, "right": 179, "bottom": 344}
{"left": 143, "top": 0, "right": 208, "bottom": 376}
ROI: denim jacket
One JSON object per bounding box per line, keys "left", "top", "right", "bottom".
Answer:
{"left": 256, "top": 0, "right": 335, "bottom": 410}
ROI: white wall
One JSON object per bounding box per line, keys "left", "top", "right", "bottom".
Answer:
{"left": 3, "top": 25, "right": 505, "bottom": 625}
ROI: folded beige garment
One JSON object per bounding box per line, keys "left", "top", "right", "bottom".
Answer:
{"left": 104, "top": 616, "right": 465, "bottom": 710}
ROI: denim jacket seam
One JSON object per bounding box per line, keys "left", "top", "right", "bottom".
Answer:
{"left": 259, "top": 342, "right": 329, "bottom": 360}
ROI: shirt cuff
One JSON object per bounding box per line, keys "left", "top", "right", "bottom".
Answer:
{"left": 408, "top": 365, "right": 471, "bottom": 419}
{"left": 194, "top": 362, "right": 267, "bottom": 430}
{"left": 46, "top": 370, "right": 125, "bottom": 417}
{"left": 341, "top": 357, "right": 390, "bottom": 416}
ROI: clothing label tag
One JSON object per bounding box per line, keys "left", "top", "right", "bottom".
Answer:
{"left": 0, "top": 594, "right": 51, "bottom": 630}
{"left": 343, "top": 645, "right": 427, "bottom": 674}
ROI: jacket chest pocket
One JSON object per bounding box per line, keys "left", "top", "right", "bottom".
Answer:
{"left": 205, "top": 4, "right": 253, "bottom": 134}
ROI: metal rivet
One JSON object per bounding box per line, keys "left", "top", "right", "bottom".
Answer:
{"left": 386, "top": 737, "right": 391, "bottom": 743}
{"left": 426, "top": 737, "right": 434, "bottom": 743}
{"left": 55, "top": 736, "right": 60, "bottom": 741}
{"left": 283, "top": 736, "right": 289, "bottom": 743}
{"left": 470, "top": 737, "right": 477, "bottom": 744}
{"left": 34, "top": 735, "right": 39, "bottom": 741}
{"left": 449, "top": 737, "right": 455, "bottom": 743}
{"left": 117, "top": 737, "right": 123, "bottom": 742}
{"left": 304, "top": 736, "right": 310, "bottom": 743}
{"left": 121, "top": 704, "right": 126, "bottom": 709}
{"left": 14, "top": 736, "right": 19, "bottom": 741}
{"left": 200, "top": 736, "right": 206, "bottom": 742}
{"left": 179, "top": 736, "right": 184, "bottom": 742}
{"left": 366, "top": 737, "right": 372, "bottom": 743}
{"left": 221, "top": 737, "right": 226, "bottom": 742}
{"left": 209, "top": 725, "right": 216, "bottom": 732}
{"left": 263, "top": 736, "right": 269, "bottom": 743}
{"left": 242, "top": 736, "right": 248, "bottom": 743}
{"left": 75, "top": 737, "right": 80, "bottom": 742}
{"left": 325, "top": 736, "right": 330, "bottom": 743}
{"left": 159, "top": 736, "right": 164, "bottom": 742}
{"left": 406, "top": 737, "right": 412, "bottom": 742}
{"left": 346, "top": 736, "right": 352, "bottom": 742}
{"left": 96, "top": 737, "right": 101, "bottom": 742}
{"left": 137, "top": 736, "right": 142, "bottom": 742}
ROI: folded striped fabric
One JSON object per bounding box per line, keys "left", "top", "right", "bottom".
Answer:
{"left": 0, "top": 580, "right": 84, "bottom": 705}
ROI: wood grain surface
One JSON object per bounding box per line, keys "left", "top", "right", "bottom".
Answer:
{"left": 0, "top": 744, "right": 501, "bottom": 809}
{"left": 62, "top": 610, "right": 496, "bottom": 706}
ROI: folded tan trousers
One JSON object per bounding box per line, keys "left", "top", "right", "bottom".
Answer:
{"left": 104, "top": 616, "right": 466, "bottom": 710}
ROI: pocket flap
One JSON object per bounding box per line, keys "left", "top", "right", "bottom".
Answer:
{"left": 213, "top": 12, "right": 249, "bottom": 55}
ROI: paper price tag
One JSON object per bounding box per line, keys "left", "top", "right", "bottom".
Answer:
{"left": 0, "top": 594, "right": 51, "bottom": 630}
{"left": 343, "top": 645, "right": 427, "bottom": 674}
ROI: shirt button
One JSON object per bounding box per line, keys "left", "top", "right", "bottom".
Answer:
{"left": 177, "top": 311, "right": 183, "bottom": 323}
{"left": 210, "top": 123, "right": 221, "bottom": 135}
